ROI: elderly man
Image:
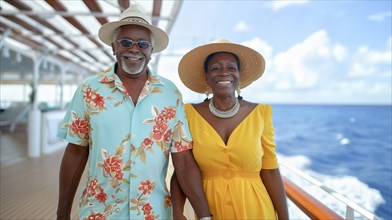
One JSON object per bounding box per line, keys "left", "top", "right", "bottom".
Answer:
{"left": 56, "top": 5, "right": 211, "bottom": 220}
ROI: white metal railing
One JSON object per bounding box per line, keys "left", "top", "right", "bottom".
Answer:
{"left": 279, "top": 162, "right": 380, "bottom": 220}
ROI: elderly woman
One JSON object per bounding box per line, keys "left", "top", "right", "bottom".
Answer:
{"left": 171, "top": 39, "right": 289, "bottom": 220}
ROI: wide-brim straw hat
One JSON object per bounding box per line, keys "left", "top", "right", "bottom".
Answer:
{"left": 98, "top": 5, "right": 168, "bottom": 53}
{"left": 178, "top": 39, "right": 265, "bottom": 94}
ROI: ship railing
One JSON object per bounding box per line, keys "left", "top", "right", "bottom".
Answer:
{"left": 279, "top": 162, "right": 379, "bottom": 220}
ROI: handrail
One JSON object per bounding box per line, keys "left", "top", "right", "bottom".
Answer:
{"left": 280, "top": 163, "right": 379, "bottom": 220}
{"left": 283, "top": 176, "right": 343, "bottom": 220}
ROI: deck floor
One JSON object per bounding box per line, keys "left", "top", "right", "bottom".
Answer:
{"left": 0, "top": 126, "right": 80, "bottom": 219}
{"left": 0, "top": 126, "right": 193, "bottom": 219}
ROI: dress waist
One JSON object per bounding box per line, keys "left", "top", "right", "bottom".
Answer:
{"left": 202, "top": 170, "right": 260, "bottom": 180}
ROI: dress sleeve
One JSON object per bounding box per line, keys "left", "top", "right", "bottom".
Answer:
{"left": 261, "top": 104, "right": 278, "bottom": 169}
{"left": 57, "top": 82, "right": 90, "bottom": 147}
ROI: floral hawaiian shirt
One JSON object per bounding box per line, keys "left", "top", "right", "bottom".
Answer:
{"left": 58, "top": 64, "right": 193, "bottom": 220}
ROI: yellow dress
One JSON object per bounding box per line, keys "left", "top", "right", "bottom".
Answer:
{"left": 185, "top": 104, "right": 278, "bottom": 220}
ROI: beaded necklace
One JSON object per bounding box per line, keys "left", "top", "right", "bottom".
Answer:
{"left": 208, "top": 98, "right": 240, "bottom": 118}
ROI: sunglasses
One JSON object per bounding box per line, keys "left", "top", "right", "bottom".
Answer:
{"left": 116, "top": 39, "right": 152, "bottom": 50}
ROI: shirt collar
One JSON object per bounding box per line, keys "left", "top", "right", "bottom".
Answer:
{"left": 98, "top": 63, "right": 165, "bottom": 87}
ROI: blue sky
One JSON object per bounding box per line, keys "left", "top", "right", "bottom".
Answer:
{"left": 157, "top": 0, "right": 392, "bottom": 105}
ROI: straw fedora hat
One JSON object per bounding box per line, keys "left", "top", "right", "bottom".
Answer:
{"left": 178, "top": 39, "right": 265, "bottom": 94}
{"left": 98, "top": 5, "right": 168, "bottom": 53}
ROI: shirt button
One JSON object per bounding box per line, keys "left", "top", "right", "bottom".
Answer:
{"left": 227, "top": 201, "right": 233, "bottom": 206}
{"left": 223, "top": 149, "right": 228, "bottom": 153}
{"left": 131, "top": 133, "right": 136, "bottom": 138}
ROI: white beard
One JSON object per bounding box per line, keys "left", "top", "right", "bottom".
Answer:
{"left": 121, "top": 56, "right": 146, "bottom": 75}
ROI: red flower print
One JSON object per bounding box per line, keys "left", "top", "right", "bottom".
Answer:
{"left": 71, "top": 118, "right": 89, "bottom": 137}
{"left": 174, "top": 141, "right": 192, "bottom": 152}
{"left": 115, "top": 170, "right": 124, "bottom": 180}
{"left": 152, "top": 123, "right": 168, "bottom": 140}
{"left": 103, "top": 155, "right": 123, "bottom": 180}
{"left": 83, "top": 87, "right": 93, "bottom": 103}
{"left": 89, "top": 178, "right": 98, "bottom": 189}
{"left": 142, "top": 138, "right": 153, "bottom": 149}
{"left": 161, "top": 107, "right": 176, "bottom": 120}
{"left": 154, "top": 115, "right": 166, "bottom": 124}
{"left": 142, "top": 203, "right": 153, "bottom": 215}
{"left": 101, "top": 76, "right": 110, "bottom": 83}
{"left": 82, "top": 188, "right": 87, "bottom": 196}
{"left": 93, "top": 93, "right": 105, "bottom": 108}
{"left": 174, "top": 141, "right": 182, "bottom": 151}
{"left": 138, "top": 180, "right": 153, "bottom": 195}
{"left": 87, "top": 213, "right": 106, "bottom": 220}
{"left": 164, "top": 194, "right": 171, "bottom": 207}
{"left": 119, "top": 86, "right": 130, "bottom": 96}
{"left": 145, "top": 215, "right": 155, "bottom": 220}
{"left": 95, "top": 188, "right": 108, "bottom": 203}
{"left": 163, "top": 129, "right": 173, "bottom": 143}
{"left": 87, "top": 178, "right": 98, "bottom": 196}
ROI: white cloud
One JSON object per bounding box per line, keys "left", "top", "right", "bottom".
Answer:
{"left": 368, "top": 11, "right": 392, "bottom": 22}
{"left": 236, "top": 31, "right": 337, "bottom": 97}
{"left": 368, "top": 83, "right": 391, "bottom": 95}
{"left": 243, "top": 29, "right": 391, "bottom": 104}
{"left": 333, "top": 81, "right": 391, "bottom": 103}
{"left": 158, "top": 32, "right": 391, "bottom": 105}
{"left": 244, "top": 80, "right": 391, "bottom": 105}
{"left": 271, "top": 30, "right": 333, "bottom": 90}
{"left": 265, "top": 0, "right": 310, "bottom": 11}
{"left": 157, "top": 54, "right": 205, "bottom": 103}
{"left": 237, "top": 30, "right": 341, "bottom": 103}
{"left": 274, "top": 81, "right": 292, "bottom": 91}
{"left": 333, "top": 44, "right": 348, "bottom": 62}
{"left": 233, "top": 21, "right": 251, "bottom": 32}
{"left": 242, "top": 38, "right": 273, "bottom": 58}
{"left": 241, "top": 38, "right": 276, "bottom": 86}
{"left": 348, "top": 40, "right": 392, "bottom": 78}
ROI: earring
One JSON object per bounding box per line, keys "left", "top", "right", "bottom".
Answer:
{"left": 204, "top": 83, "right": 211, "bottom": 102}
{"left": 204, "top": 92, "right": 210, "bottom": 102}
{"left": 237, "top": 86, "right": 243, "bottom": 100}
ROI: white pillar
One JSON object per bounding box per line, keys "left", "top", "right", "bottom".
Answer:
{"left": 0, "top": 28, "right": 11, "bottom": 49}
{"left": 28, "top": 109, "right": 41, "bottom": 157}
{"left": 60, "top": 65, "right": 66, "bottom": 110}
{"left": 28, "top": 56, "right": 42, "bottom": 158}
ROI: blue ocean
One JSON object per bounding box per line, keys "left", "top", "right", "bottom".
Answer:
{"left": 271, "top": 104, "right": 391, "bottom": 220}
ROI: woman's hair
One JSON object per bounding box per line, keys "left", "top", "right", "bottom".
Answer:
{"left": 203, "top": 52, "right": 240, "bottom": 73}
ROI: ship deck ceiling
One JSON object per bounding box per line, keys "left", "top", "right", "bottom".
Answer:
{"left": 0, "top": 0, "right": 182, "bottom": 84}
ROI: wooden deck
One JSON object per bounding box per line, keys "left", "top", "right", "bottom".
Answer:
{"left": 0, "top": 126, "right": 80, "bottom": 219}
{"left": 0, "top": 126, "right": 193, "bottom": 219}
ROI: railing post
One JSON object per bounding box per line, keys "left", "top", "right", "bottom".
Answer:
{"left": 346, "top": 206, "right": 355, "bottom": 220}
{"left": 280, "top": 162, "right": 379, "bottom": 220}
